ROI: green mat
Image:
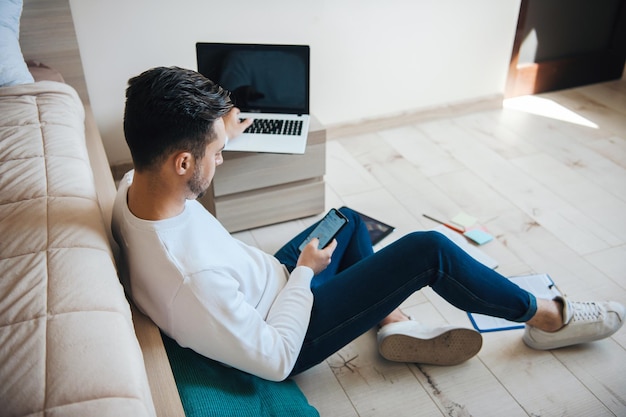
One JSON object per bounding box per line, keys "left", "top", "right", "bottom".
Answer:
{"left": 162, "top": 334, "right": 319, "bottom": 417}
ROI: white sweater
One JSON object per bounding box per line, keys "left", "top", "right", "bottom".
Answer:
{"left": 111, "top": 171, "right": 314, "bottom": 381}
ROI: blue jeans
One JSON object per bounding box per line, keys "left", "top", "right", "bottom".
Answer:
{"left": 274, "top": 208, "right": 537, "bottom": 376}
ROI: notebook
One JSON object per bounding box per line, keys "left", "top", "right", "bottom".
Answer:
{"left": 196, "top": 42, "right": 310, "bottom": 154}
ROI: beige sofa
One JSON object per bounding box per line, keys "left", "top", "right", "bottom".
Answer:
{"left": 1, "top": 2, "right": 319, "bottom": 415}
{"left": 0, "top": 0, "right": 186, "bottom": 413}
{"left": 0, "top": 78, "right": 184, "bottom": 416}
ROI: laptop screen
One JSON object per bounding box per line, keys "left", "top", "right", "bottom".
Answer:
{"left": 196, "top": 42, "right": 310, "bottom": 115}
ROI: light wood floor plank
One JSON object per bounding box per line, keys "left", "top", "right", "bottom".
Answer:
{"left": 552, "top": 340, "right": 626, "bottom": 416}
{"left": 408, "top": 361, "right": 529, "bottom": 417}
{"left": 418, "top": 118, "right": 621, "bottom": 254}
{"left": 478, "top": 333, "right": 617, "bottom": 417}
{"left": 510, "top": 152, "right": 626, "bottom": 242}
{"left": 292, "top": 363, "right": 359, "bottom": 417}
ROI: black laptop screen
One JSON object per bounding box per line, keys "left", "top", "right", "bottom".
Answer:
{"left": 196, "top": 42, "right": 310, "bottom": 115}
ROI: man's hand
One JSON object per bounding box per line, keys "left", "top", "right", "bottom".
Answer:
{"left": 296, "top": 238, "right": 337, "bottom": 275}
{"left": 223, "top": 107, "right": 253, "bottom": 140}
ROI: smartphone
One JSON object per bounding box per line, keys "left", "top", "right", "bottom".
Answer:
{"left": 298, "top": 208, "right": 349, "bottom": 251}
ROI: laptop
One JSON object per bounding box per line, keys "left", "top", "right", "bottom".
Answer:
{"left": 196, "top": 42, "right": 310, "bottom": 154}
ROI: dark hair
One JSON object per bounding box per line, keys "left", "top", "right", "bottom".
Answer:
{"left": 123, "top": 66, "right": 232, "bottom": 171}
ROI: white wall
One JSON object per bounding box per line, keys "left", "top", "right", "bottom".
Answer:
{"left": 69, "top": 0, "right": 521, "bottom": 165}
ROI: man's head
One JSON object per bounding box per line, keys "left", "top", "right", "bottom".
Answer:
{"left": 123, "top": 66, "right": 233, "bottom": 173}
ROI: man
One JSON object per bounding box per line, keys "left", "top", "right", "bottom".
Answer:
{"left": 112, "top": 66, "right": 625, "bottom": 382}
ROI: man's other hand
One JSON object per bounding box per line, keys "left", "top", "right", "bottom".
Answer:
{"left": 223, "top": 107, "right": 253, "bottom": 140}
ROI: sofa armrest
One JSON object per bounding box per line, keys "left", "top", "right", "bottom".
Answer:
{"left": 82, "top": 104, "right": 184, "bottom": 417}
{"left": 83, "top": 105, "right": 118, "bottom": 250}
{"left": 133, "top": 306, "right": 185, "bottom": 417}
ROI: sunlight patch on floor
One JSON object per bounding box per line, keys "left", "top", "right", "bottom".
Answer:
{"left": 503, "top": 95, "right": 599, "bottom": 129}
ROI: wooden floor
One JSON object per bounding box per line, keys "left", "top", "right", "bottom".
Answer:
{"left": 232, "top": 79, "right": 626, "bottom": 417}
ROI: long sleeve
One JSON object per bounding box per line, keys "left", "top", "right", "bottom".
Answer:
{"left": 169, "top": 265, "right": 314, "bottom": 381}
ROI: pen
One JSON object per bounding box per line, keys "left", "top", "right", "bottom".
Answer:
{"left": 422, "top": 214, "right": 466, "bottom": 233}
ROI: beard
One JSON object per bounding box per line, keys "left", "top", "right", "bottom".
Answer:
{"left": 187, "top": 165, "right": 211, "bottom": 199}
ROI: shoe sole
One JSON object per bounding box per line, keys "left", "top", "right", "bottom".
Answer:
{"left": 379, "top": 328, "right": 483, "bottom": 365}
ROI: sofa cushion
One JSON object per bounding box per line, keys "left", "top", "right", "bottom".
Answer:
{"left": 162, "top": 334, "right": 319, "bottom": 417}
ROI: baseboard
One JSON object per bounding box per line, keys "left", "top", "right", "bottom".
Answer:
{"left": 325, "top": 94, "right": 503, "bottom": 139}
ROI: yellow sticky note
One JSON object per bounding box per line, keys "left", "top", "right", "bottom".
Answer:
{"left": 452, "top": 213, "right": 477, "bottom": 228}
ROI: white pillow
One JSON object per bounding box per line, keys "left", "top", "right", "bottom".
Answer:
{"left": 0, "top": 0, "right": 35, "bottom": 87}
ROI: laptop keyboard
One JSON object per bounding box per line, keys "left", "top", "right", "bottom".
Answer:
{"left": 243, "top": 119, "right": 303, "bottom": 136}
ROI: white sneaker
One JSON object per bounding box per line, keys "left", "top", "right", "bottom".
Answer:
{"left": 523, "top": 297, "right": 625, "bottom": 350}
{"left": 377, "top": 320, "right": 482, "bottom": 366}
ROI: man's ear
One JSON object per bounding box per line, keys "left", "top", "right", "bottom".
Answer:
{"left": 174, "top": 152, "right": 193, "bottom": 175}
